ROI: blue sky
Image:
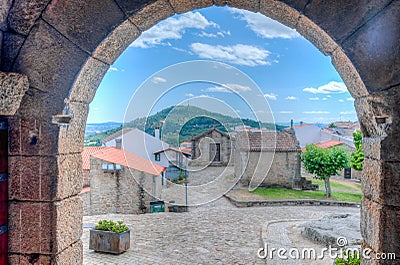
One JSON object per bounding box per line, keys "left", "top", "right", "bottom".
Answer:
{"left": 87, "top": 6, "right": 357, "bottom": 124}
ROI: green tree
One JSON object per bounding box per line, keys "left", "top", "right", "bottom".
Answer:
{"left": 301, "top": 144, "right": 349, "bottom": 198}
{"left": 350, "top": 130, "right": 364, "bottom": 171}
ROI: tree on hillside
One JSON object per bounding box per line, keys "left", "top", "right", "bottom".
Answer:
{"left": 350, "top": 130, "right": 364, "bottom": 171}
{"left": 301, "top": 144, "right": 349, "bottom": 198}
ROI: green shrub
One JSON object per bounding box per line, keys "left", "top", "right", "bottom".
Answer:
{"left": 171, "top": 172, "right": 186, "bottom": 183}
{"left": 95, "top": 220, "right": 129, "bottom": 233}
{"left": 335, "top": 251, "right": 360, "bottom": 265}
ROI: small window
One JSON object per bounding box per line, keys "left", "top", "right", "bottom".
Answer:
{"left": 155, "top": 153, "right": 160, "bottom": 161}
{"left": 115, "top": 164, "right": 122, "bottom": 170}
{"left": 102, "top": 164, "right": 108, "bottom": 170}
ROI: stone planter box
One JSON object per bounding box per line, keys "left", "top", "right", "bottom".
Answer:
{"left": 89, "top": 229, "right": 130, "bottom": 254}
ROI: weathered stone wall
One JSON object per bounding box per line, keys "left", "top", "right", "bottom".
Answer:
{"left": 82, "top": 170, "right": 90, "bottom": 188}
{"left": 89, "top": 157, "right": 161, "bottom": 215}
{"left": 237, "top": 150, "right": 299, "bottom": 188}
{"left": 0, "top": 72, "right": 28, "bottom": 116}
{"left": 351, "top": 169, "right": 362, "bottom": 180}
{"left": 80, "top": 191, "right": 91, "bottom": 216}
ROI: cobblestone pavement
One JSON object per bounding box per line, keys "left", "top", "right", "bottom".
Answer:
{"left": 161, "top": 166, "right": 237, "bottom": 206}
{"left": 82, "top": 200, "right": 360, "bottom": 265}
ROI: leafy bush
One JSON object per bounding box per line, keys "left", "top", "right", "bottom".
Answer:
{"left": 335, "top": 251, "right": 361, "bottom": 265}
{"left": 95, "top": 220, "right": 129, "bottom": 233}
{"left": 350, "top": 130, "right": 364, "bottom": 171}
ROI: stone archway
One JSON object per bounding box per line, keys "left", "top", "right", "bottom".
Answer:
{"left": 0, "top": 0, "right": 398, "bottom": 264}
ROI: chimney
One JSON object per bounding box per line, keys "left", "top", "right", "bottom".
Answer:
{"left": 154, "top": 126, "right": 160, "bottom": 139}
{"left": 290, "top": 119, "right": 293, "bottom": 129}
{"left": 115, "top": 138, "right": 122, "bottom": 149}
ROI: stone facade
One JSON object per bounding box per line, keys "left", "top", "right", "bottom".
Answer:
{"left": 88, "top": 157, "right": 162, "bottom": 215}
{"left": 1, "top": 1, "right": 399, "bottom": 264}
{"left": 234, "top": 130, "right": 314, "bottom": 190}
{"left": 191, "top": 128, "right": 231, "bottom": 166}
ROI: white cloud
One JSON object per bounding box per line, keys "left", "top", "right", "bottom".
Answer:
{"left": 131, "top": 12, "right": 218, "bottom": 48}
{"left": 280, "top": 111, "right": 293, "bottom": 114}
{"left": 197, "top": 31, "right": 217, "bottom": 38}
{"left": 151, "top": 76, "right": 167, "bottom": 84}
{"left": 171, "top": 46, "right": 191, "bottom": 54}
{"left": 322, "top": 97, "right": 328, "bottom": 101}
{"left": 185, "top": 93, "right": 194, "bottom": 97}
{"left": 197, "top": 30, "right": 231, "bottom": 38}
{"left": 326, "top": 95, "right": 332, "bottom": 98}
{"left": 303, "top": 111, "right": 330, "bottom": 114}
{"left": 340, "top": 111, "right": 355, "bottom": 115}
{"left": 347, "top": 97, "right": 355, "bottom": 101}
{"left": 309, "top": 97, "right": 320, "bottom": 101}
{"left": 229, "top": 8, "right": 300, "bottom": 39}
{"left": 285, "top": 96, "right": 297, "bottom": 100}
{"left": 205, "top": 83, "right": 251, "bottom": 93}
{"left": 190, "top": 43, "right": 271, "bottom": 66}
{"left": 303, "top": 81, "right": 347, "bottom": 94}
{"left": 338, "top": 99, "right": 345, "bottom": 102}
{"left": 108, "top": 66, "right": 124, "bottom": 72}
{"left": 264, "top": 93, "right": 278, "bottom": 100}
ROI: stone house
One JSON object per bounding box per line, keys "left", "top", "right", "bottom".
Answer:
{"left": 81, "top": 146, "right": 106, "bottom": 187}
{"left": 234, "top": 130, "right": 314, "bottom": 190}
{"left": 85, "top": 146, "right": 165, "bottom": 215}
{"left": 191, "top": 128, "right": 231, "bottom": 166}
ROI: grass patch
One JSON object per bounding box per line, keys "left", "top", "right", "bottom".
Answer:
{"left": 252, "top": 187, "right": 362, "bottom": 203}
{"left": 306, "top": 177, "right": 361, "bottom": 192}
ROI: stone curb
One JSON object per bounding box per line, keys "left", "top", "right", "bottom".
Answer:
{"left": 224, "top": 194, "right": 361, "bottom": 208}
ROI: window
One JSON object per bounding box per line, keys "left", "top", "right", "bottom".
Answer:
{"left": 102, "top": 163, "right": 122, "bottom": 171}
{"left": 155, "top": 153, "right": 160, "bottom": 161}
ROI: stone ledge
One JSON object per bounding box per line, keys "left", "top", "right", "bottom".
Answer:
{"left": 0, "top": 71, "right": 29, "bottom": 116}
{"left": 224, "top": 194, "right": 361, "bottom": 208}
{"left": 301, "top": 214, "right": 362, "bottom": 247}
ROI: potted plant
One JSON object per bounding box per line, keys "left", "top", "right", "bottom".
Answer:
{"left": 89, "top": 220, "right": 130, "bottom": 254}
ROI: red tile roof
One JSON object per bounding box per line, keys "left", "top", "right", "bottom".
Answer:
{"left": 237, "top": 130, "right": 298, "bottom": 150}
{"left": 92, "top": 147, "right": 165, "bottom": 176}
{"left": 82, "top": 146, "right": 106, "bottom": 171}
{"left": 316, "top": 140, "right": 343, "bottom": 149}
{"left": 285, "top": 124, "right": 313, "bottom": 130}
{"left": 300, "top": 140, "right": 343, "bottom": 151}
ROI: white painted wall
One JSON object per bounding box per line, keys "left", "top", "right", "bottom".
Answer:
{"left": 104, "top": 128, "right": 170, "bottom": 168}
{"left": 293, "top": 125, "right": 322, "bottom": 147}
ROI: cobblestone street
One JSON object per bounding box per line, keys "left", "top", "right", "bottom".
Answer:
{"left": 82, "top": 199, "right": 359, "bottom": 265}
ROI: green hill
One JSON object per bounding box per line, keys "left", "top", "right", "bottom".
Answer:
{"left": 85, "top": 105, "right": 285, "bottom": 146}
